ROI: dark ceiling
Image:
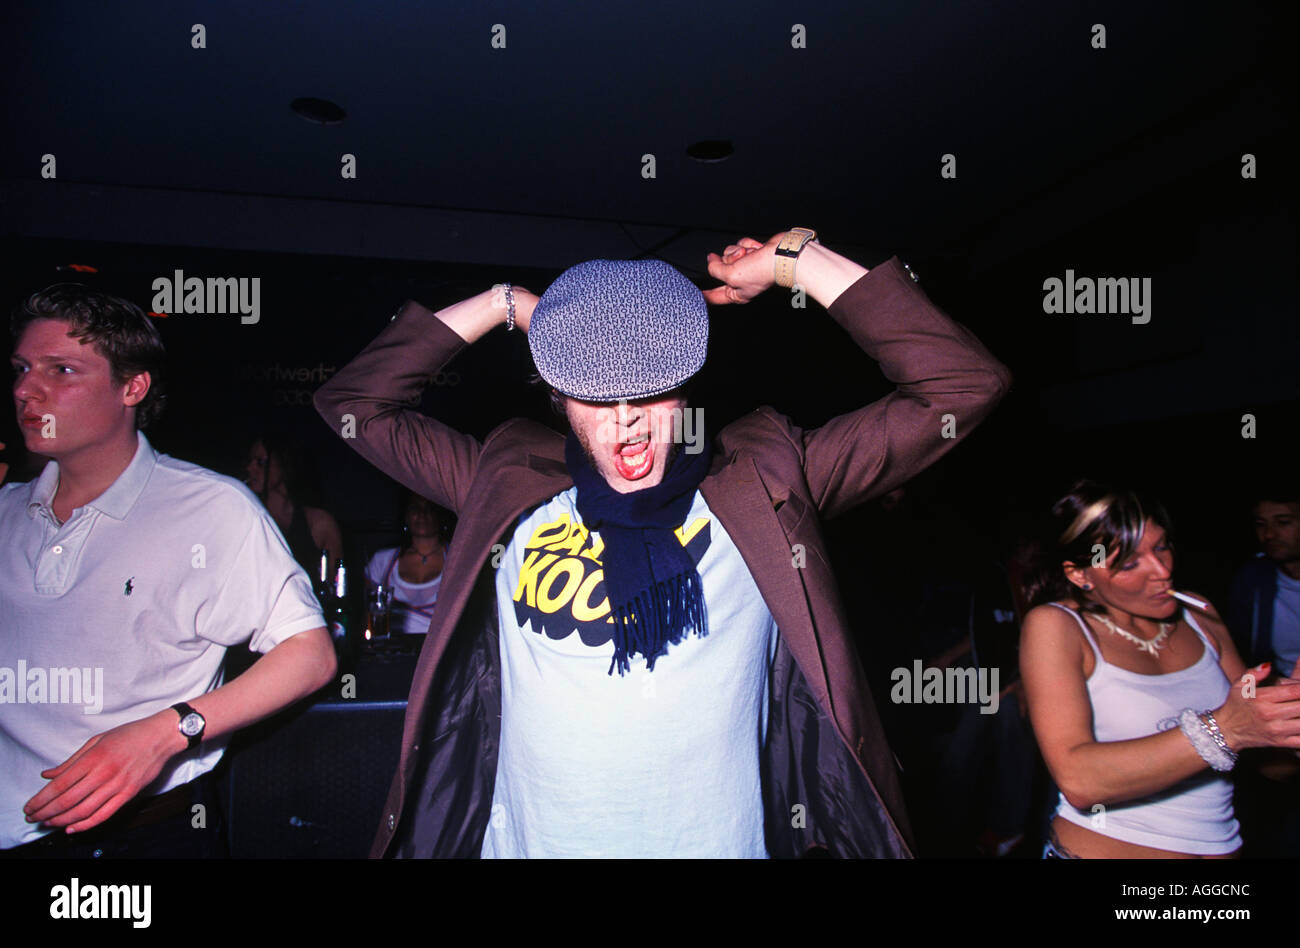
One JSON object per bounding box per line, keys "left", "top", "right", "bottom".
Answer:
{"left": 0, "top": 0, "right": 1295, "bottom": 456}
{"left": 0, "top": 1, "right": 1295, "bottom": 577}
{"left": 2, "top": 1, "right": 1294, "bottom": 271}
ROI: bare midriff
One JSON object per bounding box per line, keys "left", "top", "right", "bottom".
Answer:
{"left": 1053, "top": 815, "right": 1239, "bottom": 859}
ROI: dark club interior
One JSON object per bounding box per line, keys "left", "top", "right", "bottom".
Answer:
{"left": 1, "top": 0, "right": 1297, "bottom": 916}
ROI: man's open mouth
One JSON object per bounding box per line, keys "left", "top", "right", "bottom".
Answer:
{"left": 613, "top": 434, "right": 654, "bottom": 480}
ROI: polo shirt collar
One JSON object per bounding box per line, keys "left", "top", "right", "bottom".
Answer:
{"left": 25, "top": 431, "right": 157, "bottom": 523}
{"left": 26, "top": 460, "right": 60, "bottom": 520}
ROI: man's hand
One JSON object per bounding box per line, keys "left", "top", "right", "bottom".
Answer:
{"left": 22, "top": 629, "right": 334, "bottom": 836}
{"left": 23, "top": 711, "right": 183, "bottom": 834}
{"left": 704, "top": 235, "right": 780, "bottom": 305}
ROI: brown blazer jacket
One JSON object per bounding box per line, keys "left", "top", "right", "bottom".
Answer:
{"left": 315, "top": 257, "right": 1012, "bottom": 858}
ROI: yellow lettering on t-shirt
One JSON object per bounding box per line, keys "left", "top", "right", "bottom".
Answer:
{"left": 528, "top": 514, "right": 572, "bottom": 550}
{"left": 537, "top": 557, "right": 584, "bottom": 614}
{"left": 572, "top": 569, "right": 610, "bottom": 621}
{"left": 513, "top": 550, "right": 559, "bottom": 607}
{"left": 579, "top": 533, "right": 604, "bottom": 563}
{"left": 675, "top": 517, "right": 709, "bottom": 546}
{"left": 547, "top": 519, "right": 589, "bottom": 557}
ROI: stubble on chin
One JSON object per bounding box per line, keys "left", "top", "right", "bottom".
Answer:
{"left": 574, "top": 426, "right": 601, "bottom": 477}
{"left": 661, "top": 439, "right": 682, "bottom": 475}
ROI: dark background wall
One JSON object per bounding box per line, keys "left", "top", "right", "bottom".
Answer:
{"left": 3, "top": 186, "right": 1292, "bottom": 610}
{"left": 1, "top": 0, "right": 1295, "bottom": 737}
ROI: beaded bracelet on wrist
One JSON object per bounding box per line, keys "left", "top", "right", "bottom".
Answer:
{"left": 1176, "top": 707, "right": 1237, "bottom": 772}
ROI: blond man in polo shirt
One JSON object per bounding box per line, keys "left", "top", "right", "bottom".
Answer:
{"left": 1, "top": 285, "right": 336, "bottom": 857}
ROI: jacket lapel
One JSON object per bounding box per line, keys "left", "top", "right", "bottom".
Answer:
{"left": 699, "top": 456, "right": 831, "bottom": 707}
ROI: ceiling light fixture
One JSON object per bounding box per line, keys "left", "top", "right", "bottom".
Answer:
{"left": 290, "top": 97, "right": 347, "bottom": 125}
{"left": 686, "top": 140, "right": 733, "bottom": 163}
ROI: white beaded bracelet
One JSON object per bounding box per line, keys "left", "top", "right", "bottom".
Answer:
{"left": 1176, "top": 707, "right": 1237, "bottom": 772}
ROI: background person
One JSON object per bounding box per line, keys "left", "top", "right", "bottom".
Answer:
{"left": 1228, "top": 481, "right": 1300, "bottom": 674}
{"left": 1, "top": 284, "right": 336, "bottom": 858}
{"left": 1226, "top": 480, "right": 1300, "bottom": 856}
{"left": 364, "top": 491, "right": 452, "bottom": 636}
{"left": 1017, "top": 480, "right": 1300, "bottom": 859}
{"left": 244, "top": 429, "right": 343, "bottom": 578}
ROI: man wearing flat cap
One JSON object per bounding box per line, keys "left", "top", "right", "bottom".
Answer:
{"left": 317, "top": 231, "right": 1011, "bottom": 857}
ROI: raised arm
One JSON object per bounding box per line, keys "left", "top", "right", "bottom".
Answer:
{"left": 705, "top": 233, "right": 1012, "bottom": 518}
{"left": 313, "top": 287, "right": 538, "bottom": 513}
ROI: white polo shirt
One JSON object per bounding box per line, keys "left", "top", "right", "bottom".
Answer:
{"left": 0, "top": 431, "right": 325, "bottom": 848}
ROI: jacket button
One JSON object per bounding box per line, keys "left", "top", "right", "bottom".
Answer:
{"left": 387, "top": 813, "right": 396, "bottom": 831}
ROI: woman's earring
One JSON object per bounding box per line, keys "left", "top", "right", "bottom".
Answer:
{"left": 1082, "top": 583, "right": 1092, "bottom": 590}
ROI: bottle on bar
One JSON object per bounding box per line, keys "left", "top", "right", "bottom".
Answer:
{"left": 314, "top": 548, "right": 332, "bottom": 609}
{"left": 328, "top": 558, "right": 353, "bottom": 668}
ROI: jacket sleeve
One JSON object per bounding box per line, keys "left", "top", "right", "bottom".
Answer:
{"left": 1225, "top": 560, "right": 1264, "bottom": 664}
{"left": 801, "top": 257, "right": 1012, "bottom": 519}
{"left": 313, "top": 301, "right": 482, "bottom": 514}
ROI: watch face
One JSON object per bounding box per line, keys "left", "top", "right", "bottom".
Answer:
{"left": 179, "top": 713, "right": 205, "bottom": 738}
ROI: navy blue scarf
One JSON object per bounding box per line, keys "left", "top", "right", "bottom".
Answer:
{"left": 565, "top": 429, "right": 713, "bottom": 675}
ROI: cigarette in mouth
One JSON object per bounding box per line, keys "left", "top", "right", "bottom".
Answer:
{"left": 1169, "top": 590, "right": 1209, "bottom": 610}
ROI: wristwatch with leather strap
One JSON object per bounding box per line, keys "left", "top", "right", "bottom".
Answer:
{"left": 773, "top": 227, "right": 818, "bottom": 288}
{"left": 171, "top": 702, "right": 206, "bottom": 750}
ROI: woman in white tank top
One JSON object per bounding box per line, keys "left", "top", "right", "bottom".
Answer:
{"left": 1018, "top": 481, "right": 1300, "bottom": 858}
{"left": 364, "top": 492, "right": 450, "bottom": 636}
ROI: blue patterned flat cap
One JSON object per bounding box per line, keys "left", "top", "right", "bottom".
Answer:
{"left": 528, "top": 259, "right": 708, "bottom": 402}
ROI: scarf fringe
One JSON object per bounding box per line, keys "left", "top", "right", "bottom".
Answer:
{"left": 608, "top": 570, "right": 708, "bottom": 676}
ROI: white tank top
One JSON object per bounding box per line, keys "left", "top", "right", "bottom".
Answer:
{"left": 1049, "top": 602, "right": 1241, "bottom": 854}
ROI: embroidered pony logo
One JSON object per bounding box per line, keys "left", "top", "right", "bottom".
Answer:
{"left": 124, "top": 577, "right": 134, "bottom": 596}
